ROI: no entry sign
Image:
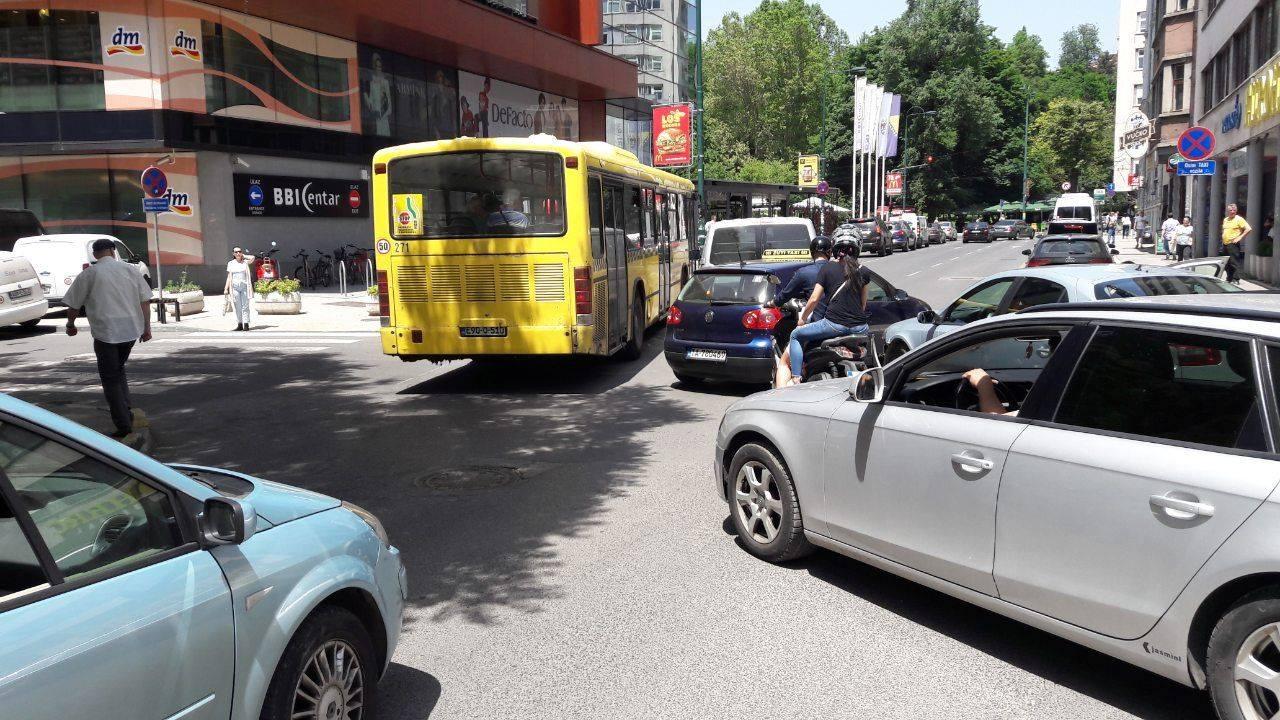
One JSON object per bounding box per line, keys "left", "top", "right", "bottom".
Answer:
{"left": 1178, "top": 126, "right": 1216, "bottom": 162}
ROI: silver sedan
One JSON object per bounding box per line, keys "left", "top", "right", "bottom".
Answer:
{"left": 714, "top": 295, "right": 1280, "bottom": 720}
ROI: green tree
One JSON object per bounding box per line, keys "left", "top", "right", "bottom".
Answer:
{"left": 1059, "top": 23, "right": 1103, "bottom": 70}
{"left": 1029, "top": 97, "right": 1112, "bottom": 193}
{"left": 1006, "top": 27, "right": 1048, "bottom": 78}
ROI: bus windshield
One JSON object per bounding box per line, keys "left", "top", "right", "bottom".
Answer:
{"left": 389, "top": 151, "right": 566, "bottom": 238}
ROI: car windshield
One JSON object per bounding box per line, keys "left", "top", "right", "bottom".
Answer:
{"left": 708, "top": 224, "right": 810, "bottom": 264}
{"left": 1036, "top": 238, "right": 1109, "bottom": 257}
{"left": 679, "top": 272, "right": 774, "bottom": 305}
{"left": 388, "top": 151, "right": 566, "bottom": 239}
{"left": 1094, "top": 275, "right": 1243, "bottom": 299}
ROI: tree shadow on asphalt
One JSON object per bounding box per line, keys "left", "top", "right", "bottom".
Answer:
{"left": 780, "top": 543, "right": 1211, "bottom": 720}
{"left": 53, "top": 338, "right": 706, "bottom": 629}
{"left": 377, "top": 663, "right": 442, "bottom": 719}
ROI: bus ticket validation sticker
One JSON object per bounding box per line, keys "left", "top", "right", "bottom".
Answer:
{"left": 392, "top": 193, "right": 423, "bottom": 237}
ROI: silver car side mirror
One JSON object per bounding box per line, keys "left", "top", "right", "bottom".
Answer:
{"left": 202, "top": 497, "right": 257, "bottom": 545}
{"left": 849, "top": 367, "right": 885, "bottom": 403}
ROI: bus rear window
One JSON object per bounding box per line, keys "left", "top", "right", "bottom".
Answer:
{"left": 389, "top": 151, "right": 566, "bottom": 238}
{"left": 708, "top": 225, "right": 810, "bottom": 264}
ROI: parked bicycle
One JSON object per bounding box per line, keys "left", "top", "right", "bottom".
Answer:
{"left": 334, "top": 244, "right": 374, "bottom": 287}
{"left": 292, "top": 249, "right": 333, "bottom": 289}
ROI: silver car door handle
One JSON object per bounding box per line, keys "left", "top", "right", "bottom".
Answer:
{"left": 1150, "top": 493, "right": 1215, "bottom": 518}
{"left": 950, "top": 452, "right": 994, "bottom": 471}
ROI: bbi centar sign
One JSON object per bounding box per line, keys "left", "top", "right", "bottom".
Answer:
{"left": 233, "top": 174, "right": 368, "bottom": 218}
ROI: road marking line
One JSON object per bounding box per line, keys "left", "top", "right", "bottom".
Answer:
{"left": 930, "top": 262, "right": 944, "bottom": 268}
{"left": 906, "top": 270, "right": 922, "bottom": 276}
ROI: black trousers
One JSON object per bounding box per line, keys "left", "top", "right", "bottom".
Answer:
{"left": 93, "top": 339, "right": 135, "bottom": 432}
{"left": 1223, "top": 243, "right": 1245, "bottom": 281}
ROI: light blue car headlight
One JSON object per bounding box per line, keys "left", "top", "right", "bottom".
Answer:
{"left": 342, "top": 501, "right": 390, "bottom": 547}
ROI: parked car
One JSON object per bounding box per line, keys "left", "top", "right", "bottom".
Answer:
{"left": 0, "top": 209, "right": 44, "bottom": 252}
{"left": 926, "top": 223, "right": 943, "bottom": 244}
{"left": 852, "top": 218, "right": 892, "bottom": 256}
{"left": 962, "top": 221, "right": 991, "bottom": 243}
{"left": 13, "top": 234, "right": 150, "bottom": 306}
{"left": 0, "top": 392, "right": 406, "bottom": 720}
{"left": 0, "top": 252, "right": 48, "bottom": 328}
{"left": 665, "top": 261, "right": 929, "bottom": 385}
{"left": 937, "top": 221, "right": 958, "bottom": 242}
{"left": 881, "top": 264, "right": 1242, "bottom": 360}
{"left": 714, "top": 294, "right": 1280, "bottom": 720}
{"left": 1172, "top": 256, "right": 1229, "bottom": 279}
{"left": 701, "top": 217, "right": 815, "bottom": 266}
{"left": 1022, "top": 235, "right": 1118, "bottom": 267}
{"left": 989, "top": 219, "right": 1032, "bottom": 240}
{"left": 888, "top": 221, "right": 914, "bottom": 252}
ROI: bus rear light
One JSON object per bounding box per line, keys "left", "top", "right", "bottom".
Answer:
{"left": 573, "top": 266, "right": 592, "bottom": 317}
{"left": 374, "top": 162, "right": 386, "bottom": 174}
{"left": 742, "top": 307, "right": 781, "bottom": 330}
{"left": 565, "top": 157, "right": 579, "bottom": 169}
{"left": 377, "top": 270, "right": 390, "bottom": 317}
{"left": 666, "top": 305, "right": 683, "bottom": 325}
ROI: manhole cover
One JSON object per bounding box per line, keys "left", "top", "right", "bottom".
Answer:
{"left": 415, "top": 465, "right": 524, "bottom": 494}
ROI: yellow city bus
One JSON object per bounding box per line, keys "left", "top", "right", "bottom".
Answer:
{"left": 372, "top": 136, "right": 695, "bottom": 362}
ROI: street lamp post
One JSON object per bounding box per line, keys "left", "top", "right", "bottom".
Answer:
{"left": 1021, "top": 82, "right": 1031, "bottom": 221}
{"left": 695, "top": 0, "right": 705, "bottom": 225}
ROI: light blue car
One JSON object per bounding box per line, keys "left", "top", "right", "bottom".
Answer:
{"left": 881, "top": 264, "right": 1243, "bottom": 361}
{"left": 0, "top": 393, "right": 405, "bottom": 720}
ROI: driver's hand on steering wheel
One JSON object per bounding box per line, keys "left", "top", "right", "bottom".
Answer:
{"left": 962, "top": 368, "right": 996, "bottom": 388}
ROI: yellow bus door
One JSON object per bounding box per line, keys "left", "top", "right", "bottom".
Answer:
{"left": 602, "top": 182, "right": 629, "bottom": 349}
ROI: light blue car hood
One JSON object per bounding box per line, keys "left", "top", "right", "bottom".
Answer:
{"left": 168, "top": 464, "right": 339, "bottom": 527}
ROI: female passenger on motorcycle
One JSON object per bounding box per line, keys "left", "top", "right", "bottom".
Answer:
{"left": 777, "top": 239, "right": 870, "bottom": 386}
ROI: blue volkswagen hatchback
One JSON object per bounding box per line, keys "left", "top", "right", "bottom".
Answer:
{"left": 665, "top": 261, "right": 931, "bottom": 385}
{"left": 0, "top": 393, "right": 405, "bottom": 720}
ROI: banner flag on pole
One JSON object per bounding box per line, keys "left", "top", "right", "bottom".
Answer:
{"left": 885, "top": 94, "right": 902, "bottom": 158}
{"left": 851, "top": 77, "right": 867, "bottom": 156}
{"left": 861, "top": 84, "right": 882, "bottom": 155}
{"left": 876, "top": 90, "right": 893, "bottom": 157}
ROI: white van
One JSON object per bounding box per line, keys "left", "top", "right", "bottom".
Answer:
{"left": 13, "top": 234, "right": 150, "bottom": 305}
{"left": 0, "top": 251, "right": 48, "bottom": 327}
{"left": 701, "top": 217, "right": 815, "bottom": 266}
{"left": 1053, "top": 193, "right": 1097, "bottom": 223}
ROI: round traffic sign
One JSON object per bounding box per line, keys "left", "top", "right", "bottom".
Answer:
{"left": 816, "top": 180, "right": 829, "bottom": 196}
{"left": 348, "top": 189, "right": 362, "bottom": 209}
{"left": 140, "top": 166, "right": 168, "bottom": 198}
{"left": 1178, "top": 126, "right": 1216, "bottom": 161}
{"left": 1061, "top": 181, "right": 1072, "bottom": 191}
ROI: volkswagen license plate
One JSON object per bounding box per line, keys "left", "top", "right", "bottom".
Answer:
{"left": 8, "top": 287, "right": 31, "bottom": 300}
{"left": 459, "top": 326, "right": 507, "bottom": 338}
{"left": 687, "top": 348, "right": 727, "bottom": 362}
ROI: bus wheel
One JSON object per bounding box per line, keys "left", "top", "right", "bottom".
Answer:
{"left": 619, "top": 293, "right": 644, "bottom": 361}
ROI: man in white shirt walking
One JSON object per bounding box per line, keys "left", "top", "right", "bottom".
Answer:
{"left": 62, "top": 239, "right": 153, "bottom": 438}
{"left": 1160, "top": 213, "right": 1180, "bottom": 259}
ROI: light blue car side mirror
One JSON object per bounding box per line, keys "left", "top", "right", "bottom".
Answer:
{"left": 202, "top": 497, "right": 257, "bottom": 545}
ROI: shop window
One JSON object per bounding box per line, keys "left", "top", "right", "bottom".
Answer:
{"left": 0, "top": 9, "right": 53, "bottom": 113}
{"left": 49, "top": 11, "right": 104, "bottom": 111}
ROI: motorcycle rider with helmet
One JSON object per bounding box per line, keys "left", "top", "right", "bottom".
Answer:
{"left": 776, "top": 237, "right": 871, "bottom": 386}
{"left": 771, "top": 236, "right": 832, "bottom": 387}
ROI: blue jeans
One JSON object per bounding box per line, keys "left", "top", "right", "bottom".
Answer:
{"left": 789, "top": 319, "right": 867, "bottom": 377}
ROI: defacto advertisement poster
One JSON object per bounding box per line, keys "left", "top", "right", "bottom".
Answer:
{"left": 457, "top": 72, "right": 579, "bottom": 140}
{"left": 651, "top": 103, "right": 693, "bottom": 167}
{"left": 798, "top": 155, "right": 820, "bottom": 188}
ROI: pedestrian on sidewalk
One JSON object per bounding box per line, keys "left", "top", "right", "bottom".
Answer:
{"left": 1175, "top": 216, "right": 1194, "bottom": 261}
{"left": 1121, "top": 214, "right": 1132, "bottom": 239}
{"left": 1107, "top": 222, "right": 1117, "bottom": 247}
{"left": 1221, "top": 203, "right": 1251, "bottom": 283}
{"left": 62, "top": 238, "right": 153, "bottom": 438}
{"left": 225, "top": 246, "right": 256, "bottom": 331}
{"left": 1160, "top": 213, "right": 1180, "bottom": 260}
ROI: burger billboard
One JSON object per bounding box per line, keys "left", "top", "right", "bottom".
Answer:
{"left": 652, "top": 103, "right": 693, "bottom": 167}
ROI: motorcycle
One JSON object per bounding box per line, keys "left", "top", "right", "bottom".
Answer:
{"left": 770, "top": 298, "right": 879, "bottom": 386}
{"left": 253, "top": 241, "right": 282, "bottom": 281}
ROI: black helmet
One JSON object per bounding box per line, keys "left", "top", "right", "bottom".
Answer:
{"left": 810, "top": 235, "right": 834, "bottom": 256}
{"left": 832, "top": 237, "right": 860, "bottom": 260}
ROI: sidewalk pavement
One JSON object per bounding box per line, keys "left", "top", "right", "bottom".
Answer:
{"left": 153, "top": 288, "right": 380, "bottom": 333}
{"left": 1106, "top": 235, "right": 1271, "bottom": 291}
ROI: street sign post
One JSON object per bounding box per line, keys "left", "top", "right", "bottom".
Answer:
{"left": 885, "top": 171, "right": 904, "bottom": 196}
{"left": 1177, "top": 160, "right": 1218, "bottom": 176}
{"left": 1122, "top": 109, "right": 1152, "bottom": 160}
{"left": 140, "top": 165, "right": 169, "bottom": 322}
{"left": 1177, "top": 126, "right": 1216, "bottom": 162}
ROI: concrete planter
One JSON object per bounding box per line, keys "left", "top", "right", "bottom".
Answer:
{"left": 366, "top": 299, "right": 379, "bottom": 316}
{"left": 255, "top": 291, "right": 302, "bottom": 315}
{"left": 173, "top": 289, "right": 204, "bottom": 316}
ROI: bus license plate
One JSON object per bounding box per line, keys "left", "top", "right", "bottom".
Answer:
{"left": 8, "top": 287, "right": 31, "bottom": 299}
{"left": 687, "top": 348, "right": 727, "bottom": 362}
{"left": 460, "top": 326, "right": 507, "bottom": 338}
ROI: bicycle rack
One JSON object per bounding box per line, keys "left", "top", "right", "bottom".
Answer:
{"left": 338, "top": 261, "right": 349, "bottom": 297}
{"left": 365, "top": 258, "right": 375, "bottom": 289}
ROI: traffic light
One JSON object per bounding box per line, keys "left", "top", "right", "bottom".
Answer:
{"left": 925, "top": 155, "right": 934, "bottom": 164}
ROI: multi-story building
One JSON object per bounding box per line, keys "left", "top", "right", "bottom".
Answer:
{"left": 0, "top": 0, "right": 641, "bottom": 287}
{"left": 1114, "top": 0, "right": 1148, "bottom": 193}
{"left": 599, "top": 0, "right": 698, "bottom": 164}
{"left": 1193, "top": 0, "right": 1280, "bottom": 282}
{"left": 1136, "top": 0, "right": 1198, "bottom": 230}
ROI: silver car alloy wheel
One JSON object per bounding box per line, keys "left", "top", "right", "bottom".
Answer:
{"left": 735, "top": 461, "right": 783, "bottom": 543}
{"left": 1235, "top": 623, "right": 1280, "bottom": 720}
{"left": 293, "top": 639, "right": 365, "bottom": 720}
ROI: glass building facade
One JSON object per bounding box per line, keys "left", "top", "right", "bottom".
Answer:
{"left": 599, "top": 0, "right": 698, "bottom": 164}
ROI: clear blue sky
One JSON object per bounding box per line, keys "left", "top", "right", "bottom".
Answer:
{"left": 698, "top": 0, "right": 1119, "bottom": 67}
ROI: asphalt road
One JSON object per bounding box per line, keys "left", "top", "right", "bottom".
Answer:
{"left": 1, "top": 238, "right": 1211, "bottom": 720}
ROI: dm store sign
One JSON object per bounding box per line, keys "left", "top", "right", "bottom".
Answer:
{"left": 234, "top": 174, "right": 369, "bottom": 218}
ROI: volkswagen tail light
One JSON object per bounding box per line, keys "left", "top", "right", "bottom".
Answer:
{"left": 742, "top": 307, "right": 782, "bottom": 330}
{"left": 667, "top": 305, "right": 683, "bottom": 325}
